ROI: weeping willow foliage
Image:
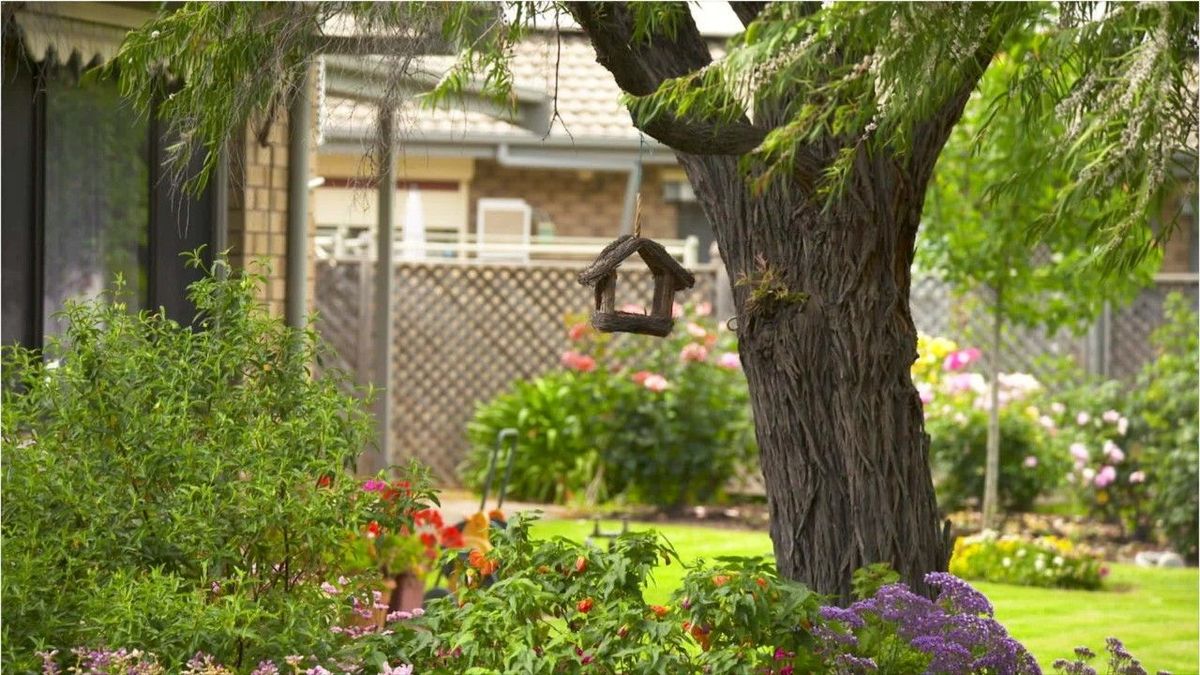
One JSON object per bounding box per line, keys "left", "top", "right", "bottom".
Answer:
{"left": 114, "top": 1, "right": 1197, "bottom": 271}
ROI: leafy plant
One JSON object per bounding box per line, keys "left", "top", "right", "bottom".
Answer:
{"left": 950, "top": 532, "right": 1105, "bottom": 590}
{"left": 465, "top": 303, "right": 757, "bottom": 508}
{"left": 1129, "top": 293, "right": 1199, "bottom": 561}
{"left": 1, "top": 257, "right": 373, "bottom": 671}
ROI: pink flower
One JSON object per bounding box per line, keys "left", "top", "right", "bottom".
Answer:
{"left": 717, "top": 352, "right": 741, "bottom": 370}
{"left": 680, "top": 343, "right": 708, "bottom": 363}
{"left": 672, "top": 302, "right": 683, "bottom": 318}
{"left": 1076, "top": 411, "right": 1091, "bottom": 426}
{"left": 695, "top": 302, "right": 712, "bottom": 317}
{"left": 1069, "top": 443, "right": 1089, "bottom": 462}
{"left": 380, "top": 664, "right": 413, "bottom": 675}
{"left": 561, "top": 351, "right": 596, "bottom": 373}
{"left": 1102, "top": 410, "right": 1121, "bottom": 423}
{"left": 568, "top": 323, "right": 589, "bottom": 341}
{"left": 631, "top": 370, "right": 653, "bottom": 385}
{"left": 1094, "top": 465, "right": 1117, "bottom": 488}
{"left": 362, "top": 479, "right": 388, "bottom": 492}
{"left": 1050, "top": 402, "right": 1066, "bottom": 415}
{"left": 916, "top": 382, "right": 934, "bottom": 405}
{"left": 1129, "top": 470, "right": 1146, "bottom": 484}
{"left": 1103, "top": 440, "right": 1125, "bottom": 463}
{"left": 1023, "top": 455, "right": 1038, "bottom": 468}
{"left": 619, "top": 303, "right": 645, "bottom": 315}
{"left": 1100, "top": 566, "right": 1110, "bottom": 578}
{"left": 686, "top": 322, "right": 708, "bottom": 339}
{"left": 643, "top": 374, "right": 669, "bottom": 392}
{"left": 942, "top": 347, "right": 981, "bottom": 371}
{"left": 320, "top": 582, "right": 339, "bottom": 595}
{"left": 1039, "top": 415, "right": 1057, "bottom": 431}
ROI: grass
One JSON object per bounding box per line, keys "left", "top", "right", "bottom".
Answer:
{"left": 530, "top": 518, "right": 1199, "bottom": 673}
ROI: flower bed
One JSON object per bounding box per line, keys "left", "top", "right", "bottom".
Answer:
{"left": 950, "top": 531, "right": 1106, "bottom": 590}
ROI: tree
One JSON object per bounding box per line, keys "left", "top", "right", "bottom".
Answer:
{"left": 918, "top": 46, "right": 1162, "bottom": 528}
{"left": 114, "top": 2, "right": 1198, "bottom": 602}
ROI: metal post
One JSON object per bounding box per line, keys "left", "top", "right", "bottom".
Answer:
{"left": 212, "top": 145, "right": 229, "bottom": 278}
{"left": 285, "top": 65, "right": 312, "bottom": 330}
{"left": 370, "top": 108, "right": 396, "bottom": 475}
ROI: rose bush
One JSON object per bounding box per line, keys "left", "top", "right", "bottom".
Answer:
{"left": 464, "top": 302, "right": 756, "bottom": 507}
{"left": 913, "top": 335, "right": 1065, "bottom": 512}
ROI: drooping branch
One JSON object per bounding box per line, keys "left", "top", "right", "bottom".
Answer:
{"left": 568, "top": 1, "right": 768, "bottom": 156}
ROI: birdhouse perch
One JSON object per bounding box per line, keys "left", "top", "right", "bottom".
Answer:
{"left": 577, "top": 234, "right": 696, "bottom": 337}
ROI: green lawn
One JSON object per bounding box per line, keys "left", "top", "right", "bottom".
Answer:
{"left": 530, "top": 518, "right": 1199, "bottom": 673}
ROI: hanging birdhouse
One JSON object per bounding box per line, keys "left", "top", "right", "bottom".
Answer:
{"left": 577, "top": 234, "right": 695, "bottom": 337}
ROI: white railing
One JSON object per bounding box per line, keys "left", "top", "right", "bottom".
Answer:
{"left": 314, "top": 227, "right": 702, "bottom": 267}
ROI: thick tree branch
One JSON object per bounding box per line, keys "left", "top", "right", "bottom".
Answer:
{"left": 568, "top": 1, "right": 767, "bottom": 156}
{"left": 729, "top": 2, "right": 768, "bottom": 27}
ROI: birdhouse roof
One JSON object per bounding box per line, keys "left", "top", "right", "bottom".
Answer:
{"left": 577, "top": 235, "right": 696, "bottom": 289}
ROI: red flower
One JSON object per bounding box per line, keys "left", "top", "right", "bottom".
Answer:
{"left": 576, "top": 597, "right": 594, "bottom": 613}
{"left": 439, "top": 525, "right": 464, "bottom": 549}
{"left": 316, "top": 475, "right": 332, "bottom": 488}
{"left": 649, "top": 605, "right": 669, "bottom": 618}
{"left": 755, "top": 577, "right": 768, "bottom": 588}
{"left": 414, "top": 508, "right": 444, "bottom": 529}
{"left": 365, "top": 521, "right": 381, "bottom": 539}
{"left": 419, "top": 532, "right": 437, "bottom": 548}
{"left": 574, "top": 556, "right": 588, "bottom": 574}
{"left": 568, "top": 323, "right": 589, "bottom": 341}
{"left": 382, "top": 480, "right": 411, "bottom": 501}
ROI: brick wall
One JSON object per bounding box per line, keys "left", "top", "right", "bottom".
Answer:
{"left": 224, "top": 70, "right": 319, "bottom": 318}
{"left": 467, "top": 160, "right": 679, "bottom": 240}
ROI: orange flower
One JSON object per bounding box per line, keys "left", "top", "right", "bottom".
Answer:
{"left": 755, "top": 577, "right": 768, "bottom": 588}
{"left": 316, "top": 475, "right": 332, "bottom": 488}
{"left": 468, "top": 548, "right": 499, "bottom": 575}
{"left": 649, "top": 605, "right": 669, "bottom": 618}
{"left": 574, "top": 556, "right": 588, "bottom": 574}
{"left": 365, "top": 521, "right": 381, "bottom": 539}
{"left": 488, "top": 508, "right": 505, "bottom": 522}
{"left": 712, "top": 574, "right": 730, "bottom": 587}
{"left": 577, "top": 597, "right": 594, "bottom": 613}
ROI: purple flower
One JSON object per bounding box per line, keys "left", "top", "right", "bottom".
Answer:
{"left": 833, "top": 654, "right": 878, "bottom": 672}
{"left": 819, "top": 605, "right": 866, "bottom": 630}
{"left": 926, "top": 572, "right": 994, "bottom": 617}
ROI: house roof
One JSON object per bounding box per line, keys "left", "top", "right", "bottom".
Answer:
{"left": 321, "top": 33, "right": 726, "bottom": 152}
{"left": 577, "top": 235, "right": 696, "bottom": 288}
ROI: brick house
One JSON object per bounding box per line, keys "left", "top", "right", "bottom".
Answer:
{"left": 314, "top": 31, "right": 725, "bottom": 262}
{"left": 2, "top": 2, "right": 321, "bottom": 349}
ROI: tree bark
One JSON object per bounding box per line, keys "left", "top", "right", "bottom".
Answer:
{"left": 570, "top": 1, "right": 1004, "bottom": 602}
{"left": 677, "top": 148, "right": 949, "bottom": 603}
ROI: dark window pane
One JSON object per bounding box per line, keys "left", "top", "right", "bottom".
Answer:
{"left": 42, "top": 75, "right": 148, "bottom": 340}
{"left": 1, "top": 52, "right": 35, "bottom": 347}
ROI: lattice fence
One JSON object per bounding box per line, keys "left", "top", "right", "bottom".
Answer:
{"left": 315, "top": 259, "right": 1196, "bottom": 485}
{"left": 316, "top": 258, "right": 717, "bottom": 482}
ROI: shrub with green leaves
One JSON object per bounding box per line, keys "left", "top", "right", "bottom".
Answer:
{"left": 950, "top": 532, "right": 1105, "bottom": 590}
{"left": 1129, "top": 293, "right": 1199, "bottom": 561}
{"left": 465, "top": 303, "right": 757, "bottom": 507}
{"left": 1, "top": 258, "right": 373, "bottom": 671}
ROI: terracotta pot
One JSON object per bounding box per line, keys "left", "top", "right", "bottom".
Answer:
{"left": 388, "top": 572, "right": 425, "bottom": 612}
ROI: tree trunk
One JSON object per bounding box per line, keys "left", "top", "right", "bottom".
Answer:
{"left": 981, "top": 290, "right": 1004, "bottom": 529}
{"left": 679, "top": 151, "right": 949, "bottom": 603}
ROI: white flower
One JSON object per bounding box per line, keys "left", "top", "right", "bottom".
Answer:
{"left": 1051, "top": 402, "right": 1066, "bottom": 415}
{"left": 1102, "top": 410, "right": 1121, "bottom": 423}
{"left": 1039, "top": 415, "right": 1057, "bottom": 431}
{"left": 1053, "top": 556, "right": 1064, "bottom": 567}
{"left": 1076, "top": 411, "right": 1091, "bottom": 426}
{"left": 1002, "top": 557, "right": 1012, "bottom": 568}
{"left": 1016, "top": 548, "right": 1027, "bottom": 558}
{"left": 1034, "top": 556, "right": 1046, "bottom": 571}
{"left": 1117, "top": 417, "right": 1129, "bottom": 436}
{"left": 1103, "top": 440, "right": 1125, "bottom": 463}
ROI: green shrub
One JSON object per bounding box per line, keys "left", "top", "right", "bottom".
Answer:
{"left": 915, "top": 335, "right": 1064, "bottom": 513}
{"left": 950, "top": 532, "right": 1105, "bottom": 590}
{"left": 1, "top": 258, "right": 372, "bottom": 671}
{"left": 465, "top": 303, "right": 756, "bottom": 507}
{"left": 1130, "top": 293, "right": 1199, "bottom": 560}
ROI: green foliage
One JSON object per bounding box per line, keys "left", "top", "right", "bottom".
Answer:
{"left": 914, "top": 335, "right": 1064, "bottom": 513}
{"left": 343, "top": 514, "right": 827, "bottom": 674}
{"left": 851, "top": 563, "right": 901, "bottom": 601}
{"left": 1, "top": 257, "right": 373, "bottom": 671}
{"left": 950, "top": 532, "right": 1105, "bottom": 591}
{"left": 928, "top": 402, "right": 1064, "bottom": 514}
{"left": 1129, "top": 294, "right": 1199, "bottom": 560}
{"left": 464, "top": 305, "right": 757, "bottom": 507}
{"left": 920, "top": 50, "right": 1159, "bottom": 335}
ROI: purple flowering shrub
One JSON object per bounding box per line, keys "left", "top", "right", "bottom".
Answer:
{"left": 1052, "top": 637, "right": 1168, "bottom": 675}
{"left": 816, "top": 570, "right": 1042, "bottom": 674}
